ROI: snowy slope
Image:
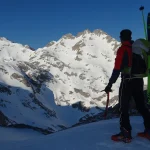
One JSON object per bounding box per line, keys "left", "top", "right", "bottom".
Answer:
{"left": 0, "top": 37, "right": 34, "bottom": 62}
{"left": 0, "top": 38, "right": 67, "bottom": 132}
{"left": 1, "top": 116, "right": 150, "bottom": 150}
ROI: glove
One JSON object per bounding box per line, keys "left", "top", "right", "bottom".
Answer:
{"left": 104, "top": 83, "right": 112, "bottom": 93}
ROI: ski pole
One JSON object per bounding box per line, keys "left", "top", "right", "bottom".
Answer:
{"left": 104, "top": 92, "right": 110, "bottom": 118}
{"left": 139, "top": 6, "right": 148, "bottom": 40}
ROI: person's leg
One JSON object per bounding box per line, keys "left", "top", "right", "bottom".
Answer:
{"left": 111, "top": 78, "right": 132, "bottom": 143}
{"left": 132, "top": 78, "right": 150, "bottom": 129}
{"left": 119, "top": 78, "right": 132, "bottom": 131}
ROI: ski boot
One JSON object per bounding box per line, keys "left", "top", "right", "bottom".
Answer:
{"left": 137, "top": 129, "right": 150, "bottom": 140}
{"left": 111, "top": 127, "right": 132, "bottom": 143}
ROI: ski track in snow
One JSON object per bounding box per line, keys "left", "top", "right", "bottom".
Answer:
{"left": 0, "top": 116, "right": 150, "bottom": 150}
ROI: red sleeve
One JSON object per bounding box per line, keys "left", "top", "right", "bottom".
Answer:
{"left": 114, "top": 46, "right": 124, "bottom": 70}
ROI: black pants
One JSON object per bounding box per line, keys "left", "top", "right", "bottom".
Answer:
{"left": 119, "top": 77, "right": 150, "bottom": 131}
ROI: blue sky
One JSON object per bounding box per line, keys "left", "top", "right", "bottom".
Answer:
{"left": 0, "top": 0, "right": 150, "bottom": 49}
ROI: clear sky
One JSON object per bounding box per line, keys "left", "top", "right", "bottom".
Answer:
{"left": 0, "top": 0, "right": 150, "bottom": 49}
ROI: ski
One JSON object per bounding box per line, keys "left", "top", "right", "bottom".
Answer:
{"left": 148, "top": 13, "right": 150, "bottom": 40}
{"left": 139, "top": 6, "right": 150, "bottom": 105}
{"left": 147, "top": 12, "right": 150, "bottom": 105}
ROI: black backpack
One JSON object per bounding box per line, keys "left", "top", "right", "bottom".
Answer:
{"left": 131, "top": 39, "right": 149, "bottom": 77}
{"left": 131, "top": 53, "right": 147, "bottom": 75}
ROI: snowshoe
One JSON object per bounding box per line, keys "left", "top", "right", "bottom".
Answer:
{"left": 111, "top": 128, "right": 132, "bottom": 143}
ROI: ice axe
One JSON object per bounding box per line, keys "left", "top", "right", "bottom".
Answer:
{"left": 104, "top": 92, "right": 110, "bottom": 118}
{"left": 101, "top": 89, "right": 112, "bottom": 118}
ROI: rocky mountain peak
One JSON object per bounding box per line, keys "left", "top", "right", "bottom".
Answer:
{"left": 24, "top": 45, "right": 35, "bottom": 51}
{"left": 76, "top": 29, "right": 91, "bottom": 37}
{"left": 93, "top": 29, "right": 105, "bottom": 36}
{"left": 46, "top": 41, "right": 56, "bottom": 47}
{"left": 62, "top": 33, "right": 75, "bottom": 39}
{"left": 0, "top": 37, "right": 11, "bottom": 43}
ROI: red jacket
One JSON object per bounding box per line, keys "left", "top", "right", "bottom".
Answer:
{"left": 109, "top": 41, "right": 132, "bottom": 84}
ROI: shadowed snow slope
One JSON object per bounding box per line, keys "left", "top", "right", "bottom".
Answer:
{"left": 0, "top": 116, "right": 150, "bottom": 150}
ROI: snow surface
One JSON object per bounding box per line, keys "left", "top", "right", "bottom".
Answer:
{"left": 0, "top": 38, "right": 34, "bottom": 62}
{"left": 0, "top": 116, "right": 150, "bottom": 150}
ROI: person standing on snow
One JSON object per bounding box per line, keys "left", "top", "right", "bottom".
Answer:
{"left": 104, "top": 29, "right": 150, "bottom": 143}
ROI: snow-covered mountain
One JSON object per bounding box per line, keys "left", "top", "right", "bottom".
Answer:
{"left": 0, "top": 29, "right": 122, "bottom": 133}
{"left": 31, "top": 29, "right": 121, "bottom": 107}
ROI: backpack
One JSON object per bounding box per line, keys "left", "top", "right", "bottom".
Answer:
{"left": 131, "top": 39, "right": 150, "bottom": 77}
